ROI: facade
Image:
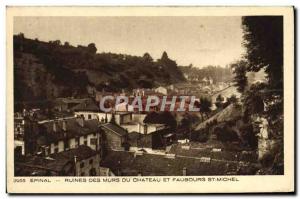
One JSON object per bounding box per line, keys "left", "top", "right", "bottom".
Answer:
{"left": 154, "top": 86, "right": 168, "bottom": 95}
{"left": 100, "top": 123, "right": 128, "bottom": 150}
{"left": 15, "top": 145, "right": 100, "bottom": 176}
{"left": 15, "top": 156, "right": 74, "bottom": 176}
{"left": 14, "top": 113, "right": 25, "bottom": 155}
{"left": 51, "top": 145, "right": 101, "bottom": 176}
{"left": 74, "top": 111, "right": 132, "bottom": 125}
{"left": 54, "top": 97, "right": 92, "bottom": 112}
{"left": 35, "top": 116, "right": 102, "bottom": 156}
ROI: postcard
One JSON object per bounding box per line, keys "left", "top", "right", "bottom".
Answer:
{"left": 6, "top": 6, "right": 294, "bottom": 193}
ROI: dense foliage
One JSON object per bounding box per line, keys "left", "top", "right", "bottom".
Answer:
{"left": 231, "top": 60, "right": 248, "bottom": 93}
{"left": 13, "top": 34, "right": 185, "bottom": 103}
{"left": 179, "top": 65, "right": 233, "bottom": 83}
{"left": 240, "top": 16, "right": 284, "bottom": 174}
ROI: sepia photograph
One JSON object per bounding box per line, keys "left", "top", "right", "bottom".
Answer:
{"left": 6, "top": 6, "right": 294, "bottom": 193}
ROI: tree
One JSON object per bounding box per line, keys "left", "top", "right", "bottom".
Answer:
{"left": 64, "top": 41, "right": 70, "bottom": 47}
{"left": 17, "top": 32, "right": 25, "bottom": 39}
{"left": 87, "top": 43, "right": 97, "bottom": 54}
{"left": 142, "top": 52, "right": 153, "bottom": 62}
{"left": 241, "top": 16, "right": 283, "bottom": 174}
{"left": 215, "top": 94, "right": 224, "bottom": 109}
{"left": 227, "top": 94, "right": 238, "bottom": 105}
{"left": 242, "top": 16, "right": 283, "bottom": 93}
{"left": 51, "top": 40, "right": 61, "bottom": 46}
{"left": 231, "top": 60, "right": 248, "bottom": 93}
{"left": 199, "top": 97, "right": 212, "bottom": 120}
{"left": 143, "top": 111, "right": 177, "bottom": 130}
{"left": 161, "top": 51, "right": 169, "bottom": 60}
{"left": 214, "top": 123, "right": 239, "bottom": 142}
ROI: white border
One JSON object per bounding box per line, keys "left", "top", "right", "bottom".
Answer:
{"left": 1, "top": 2, "right": 297, "bottom": 197}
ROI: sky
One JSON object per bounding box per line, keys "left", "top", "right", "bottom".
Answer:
{"left": 14, "top": 16, "right": 245, "bottom": 68}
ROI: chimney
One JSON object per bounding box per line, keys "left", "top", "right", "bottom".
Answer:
{"left": 74, "top": 155, "right": 78, "bottom": 164}
{"left": 76, "top": 116, "right": 84, "bottom": 127}
{"left": 182, "top": 167, "right": 187, "bottom": 176}
{"left": 53, "top": 122, "right": 57, "bottom": 132}
{"left": 62, "top": 120, "right": 67, "bottom": 131}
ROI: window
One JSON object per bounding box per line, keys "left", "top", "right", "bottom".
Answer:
{"left": 64, "top": 140, "right": 70, "bottom": 150}
{"left": 89, "top": 168, "right": 96, "bottom": 176}
{"left": 80, "top": 162, "right": 85, "bottom": 168}
{"left": 89, "top": 159, "right": 93, "bottom": 165}
{"left": 90, "top": 138, "right": 97, "bottom": 145}
{"left": 88, "top": 114, "right": 92, "bottom": 119}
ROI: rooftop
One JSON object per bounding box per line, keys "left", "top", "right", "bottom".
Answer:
{"left": 71, "top": 100, "right": 100, "bottom": 112}
{"left": 101, "top": 150, "right": 243, "bottom": 176}
{"left": 37, "top": 117, "right": 100, "bottom": 144}
{"left": 50, "top": 145, "right": 98, "bottom": 161}
{"left": 101, "top": 123, "right": 128, "bottom": 136}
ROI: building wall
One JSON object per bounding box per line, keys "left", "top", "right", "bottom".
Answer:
{"left": 14, "top": 140, "right": 25, "bottom": 155}
{"left": 76, "top": 155, "right": 101, "bottom": 176}
{"left": 120, "top": 114, "right": 132, "bottom": 124}
{"left": 97, "top": 112, "right": 112, "bottom": 123}
{"left": 58, "top": 141, "right": 64, "bottom": 152}
{"left": 86, "top": 134, "right": 100, "bottom": 151}
{"left": 122, "top": 123, "right": 141, "bottom": 134}
{"left": 103, "top": 129, "right": 123, "bottom": 150}
{"left": 75, "top": 111, "right": 99, "bottom": 121}
{"left": 121, "top": 123, "right": 164, "bottom": 134}
{"left": 69, "top": 138, "right": 77, "bottom": 149}
{"left": 132, "top": 113, "right": 147, "bottom": 123}
{"left": 75, "top": 111, "right": 135, "bottom": 126}
{"left": 49, "top": 133, "right": 101, "bottom": 154}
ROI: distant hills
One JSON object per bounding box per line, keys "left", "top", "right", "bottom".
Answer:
{"left": 13, "top": 33, "right": 185, "bottom": 103}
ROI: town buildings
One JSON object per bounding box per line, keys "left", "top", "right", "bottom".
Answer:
{"left": 15, "top": 145, "right": 101, "bottom": 176}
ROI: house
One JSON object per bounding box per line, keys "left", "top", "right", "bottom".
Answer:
{"left": 100, "top": 149, "right": 245, "bottom": 176}
{"left": 72, "top": 100, "right": 100, "bottom": 120}
{"left": 154, "top": 86, "right": 168, "bottom": 95}
{"left": 50, "top": 145, "right": 100, "bottom": 176}
{"left": 128, "top": 127, "right": 174, "bottom": 150}
{"left": 15, "top": 145, "right": 100, "bottom": 176}
{"left": 71, "top": 99, "right": 100, "bottom": 113}
{"left": 54, "top": 97, "right": 92, "bottom": 112}
{"left": 99, "top": 167, "right": 115, "bottom": 176}
{"left": 15, "top": 156, "right": 74, "bottom": 176}
{"left": 100, "top": 123, "right": 129, "bottom": 150}
{"left": 74, "top": 111, "right": 132, "bottom": 125}
{"left": 14, "top": 113, "right": 25, "bottom": 155}
{"left": 35, "top": 116, "right": 102, "bottom": 156}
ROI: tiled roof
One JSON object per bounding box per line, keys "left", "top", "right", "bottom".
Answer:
{"left": 15, "top": 146, "right": 98, "bottom": 175}
{"left": 194, "top": 104, "right": 242, "bottom": 131}
{"left": 100, "top": 150, "right": 241, "bottom": 176}
{"left": 38, "top": 118, "right": 100, "bottom": 143}
{"left": 55, "top": 97, "right": 90, "bottom": 104}
{"left": 16, "top": 156, "right": 71, "bottom": 173}
{"left": 71, "top": 100, "right": 100, "bottom": 112}
{"left": 101, "top": 123, "right": 128, "bottom": 136}
{"left": 50, "top": 145, "right": 98, "bottom": 161}
{"left": 169, "top": 142, "right": 257, "bottom": 162}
